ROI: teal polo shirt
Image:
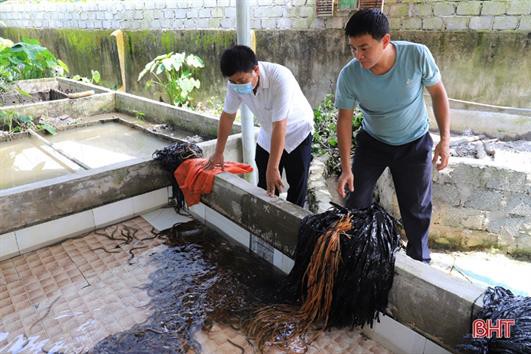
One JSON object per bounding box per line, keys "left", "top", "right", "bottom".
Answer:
{"left": 335, "top": 41, "right": 441, "bottom": 146}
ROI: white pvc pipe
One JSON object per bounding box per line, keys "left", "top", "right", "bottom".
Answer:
{"left": 236, "top": 0, "right": 257, "bottom": 185}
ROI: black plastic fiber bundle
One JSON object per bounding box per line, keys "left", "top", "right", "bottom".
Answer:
{"left": 287, "top": 202, "right": 401, "bottom": 328}
{"left": 459, "top": 286, "right": 531, "bottom": 354}
{"left": 152, "top": 142, "right": 203, "bottom": 173}
{"left": 152, "top": 142, "right": 203, "bottom": 211}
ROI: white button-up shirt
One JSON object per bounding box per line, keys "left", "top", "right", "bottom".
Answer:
{"left": 223, "top": 61, "right": 314, "bottom": 153}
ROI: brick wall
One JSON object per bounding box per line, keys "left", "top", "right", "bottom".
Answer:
{"left": 0, "top": 0, "right": 529, "bottom": 32}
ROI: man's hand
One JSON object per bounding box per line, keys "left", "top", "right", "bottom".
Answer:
{"left": 205, "top": 152, "right": 224, "bottom": 170}
{"left": 432, "top": 139, "right": 450, "bottom": 171}
{"left": 266, "top": 166, "right": 284, "bottom": 196}
{"left": 337, "top": 170, "right": 354, "bottom": 199}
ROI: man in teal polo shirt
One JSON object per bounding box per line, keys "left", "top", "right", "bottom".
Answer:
{"left": 335, "top": 9, "right": 450, "bottom": 263}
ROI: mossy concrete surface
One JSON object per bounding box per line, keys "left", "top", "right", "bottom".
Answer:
{"left": 0, "top": 28, "right": 121, "bottom": 90}
{"left": 1, "top": 28, "right": 528, "bottom": 108}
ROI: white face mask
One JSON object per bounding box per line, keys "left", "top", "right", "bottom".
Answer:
{"left": 228, "top": 81, "right": 254, "bottom": 95}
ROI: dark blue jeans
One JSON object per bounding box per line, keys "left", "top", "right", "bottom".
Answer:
{"left": 345, "top": 129, "right": 433, "bottom": 262}
{"left": 255, "top": 133, "right": 312, "bottom": 207}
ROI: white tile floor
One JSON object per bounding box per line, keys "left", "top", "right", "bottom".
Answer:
{"left": 0, "top": 215, "right": 396, "bottom": 354}
{"left": 141, "top": 207, "right": 192, "bottom": 232}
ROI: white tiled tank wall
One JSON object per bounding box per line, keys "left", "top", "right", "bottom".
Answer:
{"left": 0, "top": 187, "right": 169, "bottom": 260}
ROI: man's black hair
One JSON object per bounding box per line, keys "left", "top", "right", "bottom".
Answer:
{"left": 344, "top": 8, "right": 389, "bottom": 40}
{"left": 220, "top": 45, "right": 258, "bottom": 77}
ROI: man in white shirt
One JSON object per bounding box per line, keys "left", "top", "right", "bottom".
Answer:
{"left": 207, "top": 45, "right": 314, "bottom": 207}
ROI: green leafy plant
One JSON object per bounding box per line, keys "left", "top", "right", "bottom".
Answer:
{"left": 137, "top": 52, "right": 204, "bottom": 107}
{"left": 313, "top": 94, "right": 363, "bottom": 176}
{"left": 0, "top": 37, "right": 13, "bottom": 51}
{"left": 0, "top": 38, "right": 69, "bottom": 93}
{"left": 72, "top": 69, "right": 101, "bottom": 85}
{"left": 0, "top": 110, "right": 56, "bottom": 135}
{"left": 133, "top": 110, "right": 145, "bottom": 121}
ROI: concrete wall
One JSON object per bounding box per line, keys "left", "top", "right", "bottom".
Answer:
{"left": 0, "top": 0, "right": 529, "bottom": 32}
{"left": 0, "top": 27, "right": 529, "bottom": 108}
{"left": 1, "top": 0, "right": 530, "bottom": 107}
{"left": 376, "top": 161, "right": 531, "bottom": 255}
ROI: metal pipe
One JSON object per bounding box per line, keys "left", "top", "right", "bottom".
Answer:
{"left": 236, "top": 0, "right": 257, "bottom": 185}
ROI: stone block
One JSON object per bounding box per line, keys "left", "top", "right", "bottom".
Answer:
{"left": 309, "top": 17, "right": 325, "bottom": 29}
{"left": 211, "top": 8, "right": 223, "bottom": 17}
{"left": 261, "top": 18, "right": 276, "bottom": 29}
{"left": 325, "top": 16, "right": 344, "bottom": 29}
{"left": 252, "top": 7, "right": 265, "bottom": 17}
{"left": 469, "top": 16, "right": 493, "bottom": 30}
{"left": 434, "top": 206, "right": 489, "bottom": 230}
{"left": 225, "top": 7, "right": 236, "bottom": 18}
{"left": 389, "top": 17, "right": 402, "bottom": 30}
{"left": 411, "top": 3, "right": 432, "bottom": 17}
{"left": 187, "top": 8, "right": 198, "bottom": 19}
{"left": 457, "top": 1, "right": 482, "bottom": 16}
{"left": 198, "top": 8, "right": 211, "bottom": 18}
{"left": 507, "top": 0, "right": 531, "bottom": 15}
{"left": 220, "top": 18, "right": 234, "bottom": 28}
{"left": 165, "top": 9, "right": 175, "bottom": 18}
{"left": 429, "top": 224, "right": 498, "bottom": 250}
{"left": 493, "top": 15, "right": 519, "bottom": 29}
{"left": 196, "top": 18, "right": 210, "bottom": 28}
{"left": 403, "top": 17, "right": 422, "bottom": 30}
{"left": 484, "top": 168, "right": 527, "bottom": 192}
{"left": 268, "top": 6, "right": 284, "bottom": 17}
{"left": 464, "top": 189, "right": 506, "bottom": 211}
{"left": 434, "top": 2, "right": 455, "bottom": 16}
{"left": 481, "top": 1, "right": 507, "bottom": 16}
{"left": 277, "top": 18, "right": 292, "bottom": 29}
{"left": 389, "top": 4, "right": 409, "bottom": 17}
{"left": 433, "top": 183, "right": 462, "bottom": 207}
{"left": 251, "top": 19, "right": 261, "bottom": 28}
{"left": 299, "top": 6, "right": 314, "bottom": 18}
{"left": 504, "top": 192, "right": 531, "bottom": 216}
{"left": 520, "top": 15, "right": 531, "bottom": 30}
{"left": 173, "top": 8, "right": 186, "bottom": 18}
{"left": 444, "top": 16, "right": 469, "bottom": 30}
{"left": 208, "top": 18, "right": 220, "bottom": 28}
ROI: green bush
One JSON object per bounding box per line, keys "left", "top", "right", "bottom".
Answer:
{"left": 0, "top": 110, "right": 56, "bottom": 135}
{"left": 138, "top": 52, "right": 204, "bottom": 107}
{"left": 0, "top": 38, "right": 69, "bottom": 93}
{"left": 313, "top": 94, "right": 363, "bottom": 176}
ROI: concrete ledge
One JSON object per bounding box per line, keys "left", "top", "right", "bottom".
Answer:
{"left": 0, "top": 133, "right": 243, "bottom": 235}
{"left": 201, "top": 173, "right": 485, "bottom": 353}
{"left": 0, "top": 91, "right": 115, "bottom": 118}
{"left": 115, "top": 91, "right": 241, "bottom": 138}
{"left": 0, "top": 187, "right": 170, "bottom": 260}
{"left": 0, "top": 158, "right": 171, "bottom": 235}
{"left": 202, "top": 173, "right": 311, "bottom": 256}
{"left": 56, "top": 77, "right": 113, "bottom": 94}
